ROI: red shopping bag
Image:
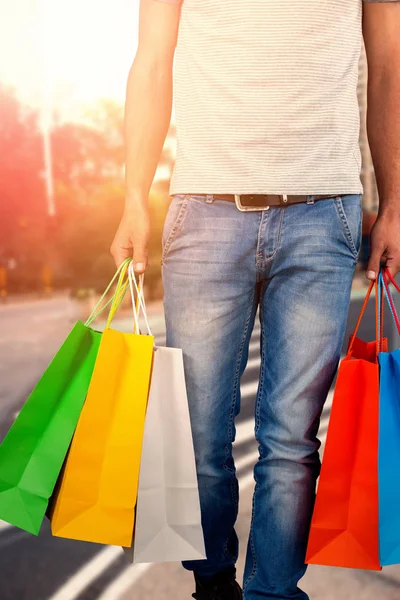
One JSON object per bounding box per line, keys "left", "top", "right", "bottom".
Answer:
{"left": 306, "top": 279, "right": 385, "bottom": 570}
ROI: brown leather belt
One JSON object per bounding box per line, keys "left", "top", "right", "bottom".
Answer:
{"left": 211, "top": 193, "right": 337, "bottom": 208}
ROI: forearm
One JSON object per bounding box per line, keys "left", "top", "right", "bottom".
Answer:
{"left": 124, "top": 56, "right": 173, "bottom": 206}
{"left": 366, "top": 70, "right": 400, "bottom": 215}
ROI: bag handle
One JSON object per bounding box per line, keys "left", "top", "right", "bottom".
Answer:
{"left": 86, "top": 258, "right": 153, "bottom": 334}
{"left": 128, "top": 262, "right": 153, "bottom": 336}
{"left": 85, "top": 281, "right": 129, "bottom": 327}
{"left": 347, "top": 279, "right": 375, "bottom": 355}
{"left": 347, "top": 275, "right": 384, "bottom": 358}
{"left": 381, "top": 268, "right": 400, "bottom": 336}
{"left": 105, "top": 259, "right": 132, "bottom": 328}
{"left": 384, "top": 268, "right": 400, "bottom": 293}
{"left": 85, "top": 258, "right": 131, "bottom": 327}
{"left": 376, "top": 276, "right": 383, "bottom": 355}
{"left": 377, "top": 271, "right": 389, "bottom": 353}
{"left": 374, "top": 268, "right": 399, "bottom": 354}
{"left": 345, "top": 267, "right": 400, "bottom": 358}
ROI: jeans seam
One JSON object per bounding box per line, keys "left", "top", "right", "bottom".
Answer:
{"left": 267, "top": 207, "right": 285, "bottom": 262}
{"left": 226, "top": 286, "right": 257, "bottom": 463}
{"left": 243, "top": 499, "right": 258, "bottom": 590}
{"left": 257, "top": 208, "right": 285, "bottom": 267}
{"left": 223, "top": 287, "right": 256, "bottom": 562}
{"left": 256, "top": 212, "right": 264, "bottom": 264}
{"left": 222, "top": 476, "right": 239, "bottom": 561}
{"left": 243, "top": 291, "right": 266, "bottom": 590}
{"left": 255, "top": 285, "right": 266, "bottom": 441}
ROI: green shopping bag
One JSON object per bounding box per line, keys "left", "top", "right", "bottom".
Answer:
{"left": 0, "top": 259, "right": 132, "bottom": 535}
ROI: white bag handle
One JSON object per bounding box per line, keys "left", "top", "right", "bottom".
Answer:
{"left": 128, "top": 262, "right": 153, "bottom": 337}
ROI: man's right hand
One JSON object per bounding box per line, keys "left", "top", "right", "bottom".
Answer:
{"left": 110, "top": 203, "right": 150, "bottom": 274}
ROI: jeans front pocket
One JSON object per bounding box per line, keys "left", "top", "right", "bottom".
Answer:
{"left": 333, "top": 194, "right": 362, "bottom": 261}
{"left": 161, "top": 195, "right": 189, "bottom": 263}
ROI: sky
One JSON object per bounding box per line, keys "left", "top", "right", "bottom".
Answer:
{"left": 0, "top": 0, "right": 140, "bottom": 115}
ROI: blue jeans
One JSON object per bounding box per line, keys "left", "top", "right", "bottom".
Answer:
{"left": 161, "top": 193, "right": 362, "bottom": 600}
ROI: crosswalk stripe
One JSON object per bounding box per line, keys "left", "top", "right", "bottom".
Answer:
{"left": 240, "top": 379, "right": 259, "bottom": 399}
{"left": 47, "top": 547, "right": 121, "bottom": 600}
{"left": 235, "top": 452, "right": 258, "bottom": 472}
{"left": 235, "top": 419, "right": 255, "bottom": 445}
{"left": 243, "top": 356, "right": 260, "bottom": 371}
{"left": 4, "top": 387, "right": 334, "bottom": 600}
{"left": 239, "top": 471, "right": 256, "bottom": 491}
{"left": 96, "top": 564, "right": 152, "bottom": 600}
{"left": 94, "top": 390, "right": 333, "bottom": 600}
{"left": 95, "top": 464, "right": 263, "bottom": 600}
{"left": 41, "top": 347, "right": 333, "bottom": 600}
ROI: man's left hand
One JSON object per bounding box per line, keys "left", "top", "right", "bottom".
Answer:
{"left": 367, "top": 211, "right": 400, "bottom": 280}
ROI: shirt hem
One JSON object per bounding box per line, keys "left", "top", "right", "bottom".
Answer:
{"left": 169, "top": 185, "right": 364, "bottom": 197}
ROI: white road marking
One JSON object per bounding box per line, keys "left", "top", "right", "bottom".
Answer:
{"left": 235, "top": 452, "right": 258, "bottom": 472}
{"left": 96, "top": 460, "right": 296, "bottom": 600}
{"left": 42, "top": 342, "right": 333, "bottom": 600}
{"left": 239, "top": 471, "right": 256, "bottom": 491}
{"left": 96, "top": 564, "right": 152, "bottom": 600}
{"left": 0, "top": 520, "right": 11, "bottom": 532}
{"left": 235, "top": 418, "right": 255, "bottom": 443}
{"left": 47, "top": 546, "right": 121, "bottom": 600}
{"left": 244, "top": 356, "right": 261, "bottom": 371}
{"left": 95, "top": 472, "right": 262, "bottom": 600}
{"left": 95, "top": 391, "right": 334, "bottom": 600}
{"left": 239, "top": 379, "right": 259, "bottom": 400}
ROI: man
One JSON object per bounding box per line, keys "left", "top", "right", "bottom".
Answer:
{"left": 111, "top": 1, "right": 400, "bottom": 599}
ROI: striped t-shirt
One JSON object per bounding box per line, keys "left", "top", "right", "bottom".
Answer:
{"left": 157, "top": 0, "right": 396, "bottom": 196}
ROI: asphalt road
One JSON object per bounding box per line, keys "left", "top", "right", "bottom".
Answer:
{"left": 0, "top": 285, "right": 399, "bottom": 600}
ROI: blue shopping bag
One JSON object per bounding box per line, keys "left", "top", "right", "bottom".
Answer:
{"left": 378, "top": 269, "right": 400, "bottom": 565}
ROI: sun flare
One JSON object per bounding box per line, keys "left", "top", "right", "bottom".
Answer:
{"left": 0, "top": 0, "right": 140, "bottom": 111}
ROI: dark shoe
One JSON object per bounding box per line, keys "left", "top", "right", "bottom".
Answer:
{"left": 192, "top": 568, "right": 243, "bottom": 600}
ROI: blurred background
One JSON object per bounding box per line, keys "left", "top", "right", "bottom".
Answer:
{"left": 0, "top": 1, "right": 398, "bottom": 600}
{"left": 0, "top": 0, "right": 175, "bottom": 303}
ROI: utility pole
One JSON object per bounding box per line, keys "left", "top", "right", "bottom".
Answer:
{"left": 37, "top": 0, "right": 55, "bottom": 217}
{"left": 37, "top": 0, "right": 56, "bottom": 294}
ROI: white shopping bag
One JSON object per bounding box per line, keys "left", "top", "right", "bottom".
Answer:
{"left": 124, "top": 345, "right": 206, "bottom": 563}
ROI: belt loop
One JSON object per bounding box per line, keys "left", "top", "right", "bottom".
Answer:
{"left": 205, "top": 194, "right": 214, "bottom": 204}
{"left": 306, "top": 195, "right": 315, "bottom": 205}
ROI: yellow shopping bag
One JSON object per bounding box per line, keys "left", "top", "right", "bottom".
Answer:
{"left": 50, "top": 260, "right": 154, "bottom": 546}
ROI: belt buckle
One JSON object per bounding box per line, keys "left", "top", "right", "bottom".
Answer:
{"left": 234, "top": 194, "right": 271, "bottom": 212}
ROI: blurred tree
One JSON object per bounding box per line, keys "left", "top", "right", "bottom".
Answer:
{"left": 52, "top": 99, "right": 174, "bottom": 295}
{"left": 0, "top": 90, "right": 174, "bottom": 297}
{"left": 0, "top": 85, "right": 47, "bottom": 293}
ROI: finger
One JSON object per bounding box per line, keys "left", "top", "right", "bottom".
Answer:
{"left": 384, "top": 257, "right": 400, "bottom": 282}
{"left": 110, "top": 243, "right": 133, "bottom": 268}
{"left": 366, "top": 245, "right": 385, "bottom": 280}
{"left": 132, "top": 239, "right": 148, "bottom": 275}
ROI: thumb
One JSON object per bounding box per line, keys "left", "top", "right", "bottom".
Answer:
{"left": 132, "top": 238, "right": 148, "bottom": 275}
{"left": 366, "top": 243, "right": 384, "bottom": 281}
